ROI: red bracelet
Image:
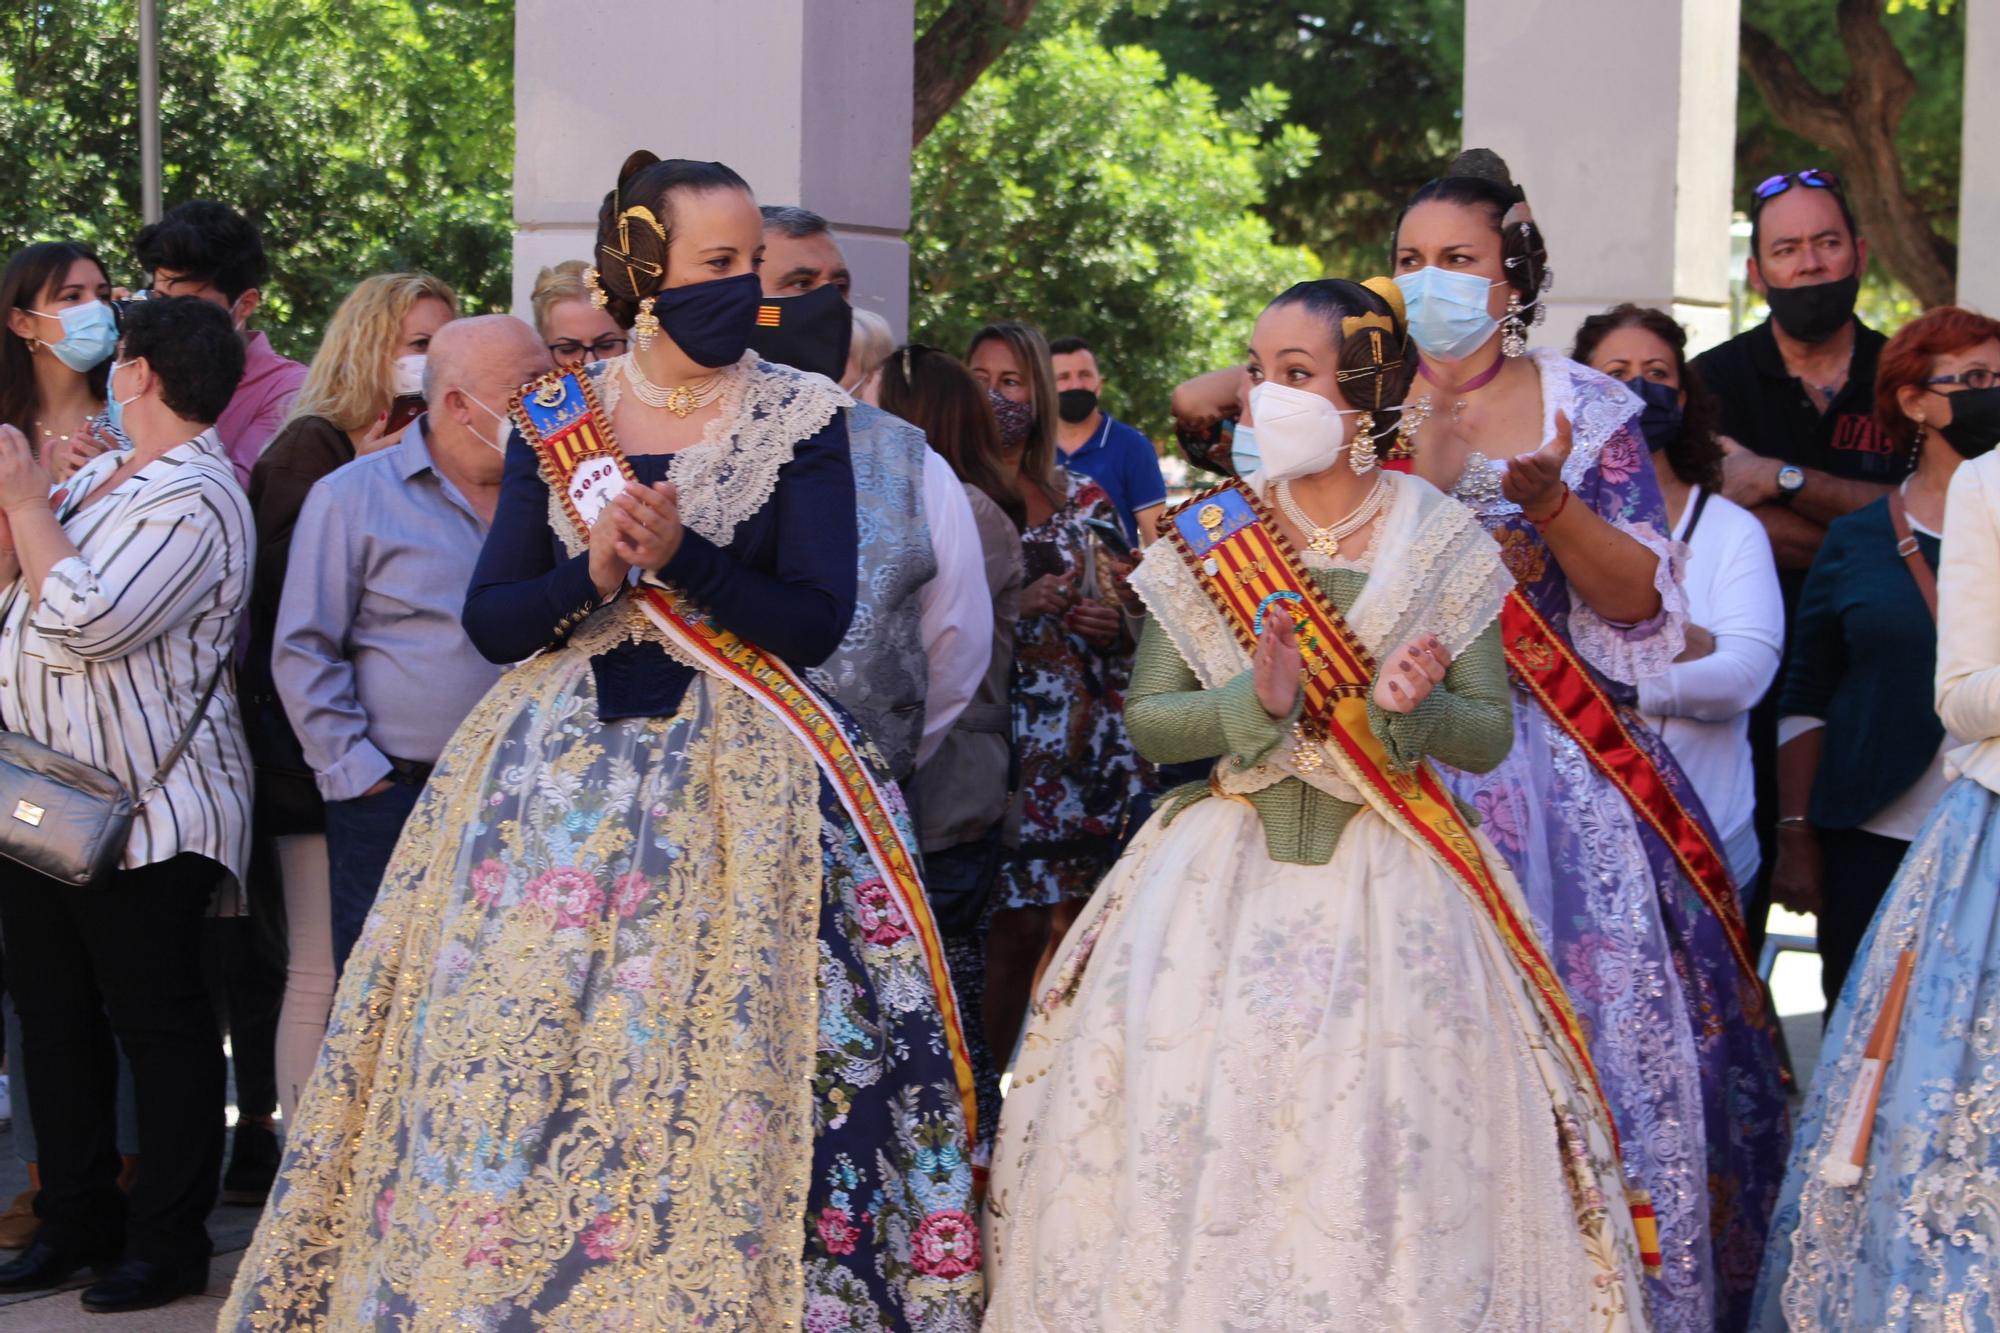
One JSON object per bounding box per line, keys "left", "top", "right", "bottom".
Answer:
{"left": 1526, "top": 486, "right": 1570, "bottom": 529}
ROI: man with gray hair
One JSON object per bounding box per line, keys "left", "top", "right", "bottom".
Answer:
{"left": 275, "top": 315, "right": 551, "bottom": 970}
{"left": 754, "top": 205, "right": 989, "bottom": 784}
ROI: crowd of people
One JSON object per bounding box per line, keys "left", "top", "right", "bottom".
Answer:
{"left": 0, "top": 138, "right": 1988, "bottom": 1330}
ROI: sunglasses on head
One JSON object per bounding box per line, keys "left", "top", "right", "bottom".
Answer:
{"left": 1752, "top": 168, "right": 1843, "bottom": 210}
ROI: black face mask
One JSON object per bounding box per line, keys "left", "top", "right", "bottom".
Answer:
{"left": 1763, "top": 272, "right": 1859, "bottom": 345}
{"left": 1624, "top": 376, "right": 1685, "bottom": 455}
{"left": 651, "top": 271, "right": 765, "bottom": 368}
{"left": 1939, "top": 385, "right": 2000, "bottom": 460}
{"left": 748, "top": 282, "right": 853, "bottom": 382}
{"left": 1057, "top": 387, "right": 1100, "bottom": 424}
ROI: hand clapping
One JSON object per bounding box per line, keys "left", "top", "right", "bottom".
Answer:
{"left": 608, "top": 481, "right": 684, "bottom": 574}
{"left": 0, "top": 425, "right": 53, "bottom": 512}
{"left": 1254, "top": 614, "right": 1303, "bottom": 719}
{"left": 1500, "top": 409, "right": 1575, "bottom": 520}
{"left": 1373, "top": 633, "right": 1449, "bottom": 714}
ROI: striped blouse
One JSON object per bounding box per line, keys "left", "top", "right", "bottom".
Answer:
{"left": 0, "top": 429, "right": 254, "bottom": 903}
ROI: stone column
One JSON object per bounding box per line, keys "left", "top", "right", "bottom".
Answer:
{"left": 1961, "top": 0, "right": 1999, "bottom": 312}
{"left": 1461, "top": 0, "right": 1741, "bottom": 353}
{"left": 511, "top": 0, "right": 914, "bottom": 335}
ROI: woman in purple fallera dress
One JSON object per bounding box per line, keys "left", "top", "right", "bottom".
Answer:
{"left": 1393, "top": 150, "right": 1789, "bottom": 1333}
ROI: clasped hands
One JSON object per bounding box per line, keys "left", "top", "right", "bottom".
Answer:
{"left": 1254, "top": 615, "right": 1450, "bottom": 720}
{"left": 588, "top": 480, "right": 684, "bottom": 599}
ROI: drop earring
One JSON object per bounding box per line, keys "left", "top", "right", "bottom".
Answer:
{"left": 633, "top": 296, "right": 661, "bottom": 353}
{"left": 583, "top": 266, "right": 609, "bottom": 309}
{"left": 1349, "top": 414, "right": 1379, "bottom": 474}
{"left": 1501, "top": 292, "right": 1528, "bottom": 358}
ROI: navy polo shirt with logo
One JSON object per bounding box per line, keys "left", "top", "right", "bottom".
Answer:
{"left": 1058, "top": 411, "right": 1168, "bottom": 542}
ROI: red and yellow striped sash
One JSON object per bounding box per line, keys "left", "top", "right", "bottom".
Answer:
{"left": 1500, "top": 591, "right": 1758, "bottom": 987}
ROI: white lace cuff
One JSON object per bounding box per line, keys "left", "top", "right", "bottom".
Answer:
{"left": 1566, "top": 522, "right": 1689, "bottom": 686}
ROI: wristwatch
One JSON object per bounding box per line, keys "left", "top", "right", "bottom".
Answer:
{"left": 1775, "top": 464, "right": 1806, "bottom": 503}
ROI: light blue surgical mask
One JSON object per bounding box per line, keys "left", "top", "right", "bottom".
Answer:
{"left": 29, "top": 301, "right": 117, "bottom": 373}
{"left": 104, "top": 360, "right": 142, "bottom": 438}
{"left": 1228, "top": 421, "right": 1260, "bottom": 477}
{"left": 1394, "top": 267, "right": 1504, "bottom": 362}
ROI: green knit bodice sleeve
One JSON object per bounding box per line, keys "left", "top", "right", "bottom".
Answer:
{"left": 1126, "top": 566, "right": 1512, "bottom": 865}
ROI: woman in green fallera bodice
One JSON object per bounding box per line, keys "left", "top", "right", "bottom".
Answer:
{"left": 983, "top": 278, "right": 1654, "bottom": 1331}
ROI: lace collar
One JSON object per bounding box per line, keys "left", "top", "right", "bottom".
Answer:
{"left": 1448, "top": 349, "right": 1643, "bottom": 519}
{"left": 595, "top": 353, "right": 851, "bottom": 546}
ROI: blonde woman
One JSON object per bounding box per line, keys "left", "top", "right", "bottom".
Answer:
{"left": 529, "top": 258, "right": 628, "bottom": 367}
{"left": 243, "top": 272, "right": 455, "bottom": 1136}
{"left": 844, "top": 306, "right": 893, "bottom": 393}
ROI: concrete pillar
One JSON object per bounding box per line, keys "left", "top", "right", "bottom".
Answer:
{"left": 1961, "top": 0, "right": 1999, "bottom": 312}
{"left": 511, "top": 0, "right": 914, "bottom": 336}
{"left": 1462, "top": 0, "right": 1741, "bottom": 354}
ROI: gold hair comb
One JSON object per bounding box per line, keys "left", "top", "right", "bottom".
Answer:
{"left": 598, "top": 204, "right": 668, "bottom": 295}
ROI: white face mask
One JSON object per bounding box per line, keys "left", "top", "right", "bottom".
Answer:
{"left": 392, "top": 353, "right": 427, "bottom": 398}
{"left": 1246, "top": 381, "right": 1372, "bottom": 481}
{"left": 462, "top": 391, "right": 511, "bottom": 456}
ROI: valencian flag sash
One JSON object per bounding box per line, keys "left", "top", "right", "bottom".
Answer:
{"left": 1498, "top": 591, "right": 1759, "bottom": 986}
{"left": 1166, "top": 480, "right": 1661, "bottom": 1275}
{"left": 505, "top": 367, "right": 979, "bottom": 1146}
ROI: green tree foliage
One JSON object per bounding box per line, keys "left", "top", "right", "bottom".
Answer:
{"left": 0, "top": 0, "right": 513, "bottom": 360}
{"left": 1103, "top": 1, "right": 1464, "bottom": 278}
{"left": 911, "top": 27, "right": 1320, "bottom": 434}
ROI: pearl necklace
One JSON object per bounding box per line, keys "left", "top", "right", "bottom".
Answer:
{"left": 621, "top": 355, "right": 726, "bottom": 418}
{"left": 1276, "top": 472, "right": 1390, "bottom": 559}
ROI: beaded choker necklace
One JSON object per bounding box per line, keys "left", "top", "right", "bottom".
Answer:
{"left": 1418, "top": 352, "right": 1508, "bottom": 424}
{"left": 622, "top": 355, "right": 726, "bottom": 418}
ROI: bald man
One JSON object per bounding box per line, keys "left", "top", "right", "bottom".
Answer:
{"left": 275, "top": 315, "right": 551, "bottom": 971}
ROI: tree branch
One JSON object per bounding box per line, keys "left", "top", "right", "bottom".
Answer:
{"left": 912, "top": 0, "right": 1039, "bottom": 146}
{"left": 1739, "top": 21, "right": 1851, "bottom": 150}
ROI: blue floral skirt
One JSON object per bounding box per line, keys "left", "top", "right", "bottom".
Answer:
{"left": 1752, "top": 777, "right": 2000, "bottom": 1331}
{"left": 222, "top": 650, "right": 982, "bottom": 1331}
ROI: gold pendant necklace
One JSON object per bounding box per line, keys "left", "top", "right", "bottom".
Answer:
{"left": 1276, "top": 473, "right": 1390, "bottom": 559}
{"left": 623, "top": 355, "right": 725, "bottom": 418}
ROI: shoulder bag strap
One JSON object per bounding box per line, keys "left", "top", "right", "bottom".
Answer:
{"left": 1887, "top": 489, "right": 1939, "bottom": 621}
{"left": 135, "top": 656, "right": 228, "bottom": 810}
{"left": 1682, "top": 485, "right": 1714, "bottom": 544}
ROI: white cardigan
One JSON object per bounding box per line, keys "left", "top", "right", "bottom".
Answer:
{"left": 1938, "top": 449, "right": 2000, "bottom": 795}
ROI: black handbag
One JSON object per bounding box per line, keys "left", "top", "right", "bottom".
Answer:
{"left": 0, "top": 663, "right": 225, "bottom": 886}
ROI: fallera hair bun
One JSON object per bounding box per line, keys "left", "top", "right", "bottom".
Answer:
{"left": 1446, "top": 148, "right": 1516, "bottom": 189}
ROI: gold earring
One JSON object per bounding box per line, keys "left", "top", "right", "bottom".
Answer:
{"left": 1350, "top": 414, "right": 1379, "bottom": 474}
{"left": 1501, "top": 292, "right": 1528, "bottom": 358}
{"left": 633, "top": 296, "right": 660, "bottom": 352}
{"left": 583, "top": 266, "right": 608, "bottom": 309}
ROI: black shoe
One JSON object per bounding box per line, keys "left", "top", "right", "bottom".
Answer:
{"left": 78, "top": 1257, "right": 208, "bottom": 1314}
{"left": 221, "top": 1119, "right": 281, "bottom": 1205}
{"left": 0, "top": 1238, "right": 113, "bottom": 1292}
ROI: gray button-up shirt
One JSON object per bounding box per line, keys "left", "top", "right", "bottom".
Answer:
{"left": 274, "top": 417, "right": 501, "bottom": 801}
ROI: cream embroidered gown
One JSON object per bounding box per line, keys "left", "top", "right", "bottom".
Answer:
{"left": 983, "top": 474, "right": 1651, "bottom": 1331}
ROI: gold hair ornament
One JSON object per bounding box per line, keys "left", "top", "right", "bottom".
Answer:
{"left": 598, "top": 204, "right": 669, "bottom": 299}
{"left": 583, "top": 266, "right": 609, "bottom": 310}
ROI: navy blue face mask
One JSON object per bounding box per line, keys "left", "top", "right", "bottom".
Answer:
{"left": 1624, "top": 375, "right": 1685, "bottom": 455}
{"left": 651, "top": 271, "right": 763, "bottom": 368}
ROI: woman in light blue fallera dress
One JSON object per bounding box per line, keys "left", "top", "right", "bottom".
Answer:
{"left": 1751, "top": 433, "right": 2000, "bottom": 1329}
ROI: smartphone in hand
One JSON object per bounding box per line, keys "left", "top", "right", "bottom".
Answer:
{"left": 1082, "top": 516, "right": 1135, "bottom": 562}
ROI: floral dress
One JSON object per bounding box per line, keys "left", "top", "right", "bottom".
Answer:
{"left": 222, "top": 358, "right": 982, "bottom": 1331}
{"left": 999, "top": 474, "right": 1146, "bottom": 909}
{"left": 1438, "top": 350, "right": 1790, "bottom": 1333}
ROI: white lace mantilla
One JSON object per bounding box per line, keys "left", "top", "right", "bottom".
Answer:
{"left": 1131, "top": 473, "right": 1514, "bottom": 798}
{"left": 546, "top": 353, "right": 849, "bottom": 556}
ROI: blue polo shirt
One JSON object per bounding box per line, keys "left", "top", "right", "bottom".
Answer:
{"left": 1059, "top": 411, "right": 1167, "bottom": 541}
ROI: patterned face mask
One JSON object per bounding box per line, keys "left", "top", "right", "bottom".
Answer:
{"left": 989, "top": 388, "right": 1033, "bottom": 450}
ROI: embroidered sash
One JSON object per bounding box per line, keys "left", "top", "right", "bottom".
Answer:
{"left": 507, "top": 367, "right": 979, "bottom": 1145}
{"left": 1165, "top": 481, "right": 1661, "bottom": 1274}
{"left": 1499, "top": 591, "right": 1759, "bottom": 986}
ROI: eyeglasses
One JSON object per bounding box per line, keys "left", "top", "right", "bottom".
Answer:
{"left": 1926, "top": 368, "right": 1999, "bottom": 392}
{"left": 1751, "top": 168, "right": 1842, "bottom": 211}
{"left": 547, "top": 335, "right": 629, "bottom": 362}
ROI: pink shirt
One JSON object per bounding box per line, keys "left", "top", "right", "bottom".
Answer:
{"left": 214, "top": 330, "right": 309, "bottom": 488}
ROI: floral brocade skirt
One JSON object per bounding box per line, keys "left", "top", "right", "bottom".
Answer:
{"left": 1441, "top": 691, "right": 1791, "bottom": 1333}
{"left": 984, "top": 797, "right": 1650, "bottom": 1331}
{"left": 221, "top": 648, "right": 983, "bottom": 1331}
{"left": 1752, "top": 777, "right": 2000, "bottom": 1331}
